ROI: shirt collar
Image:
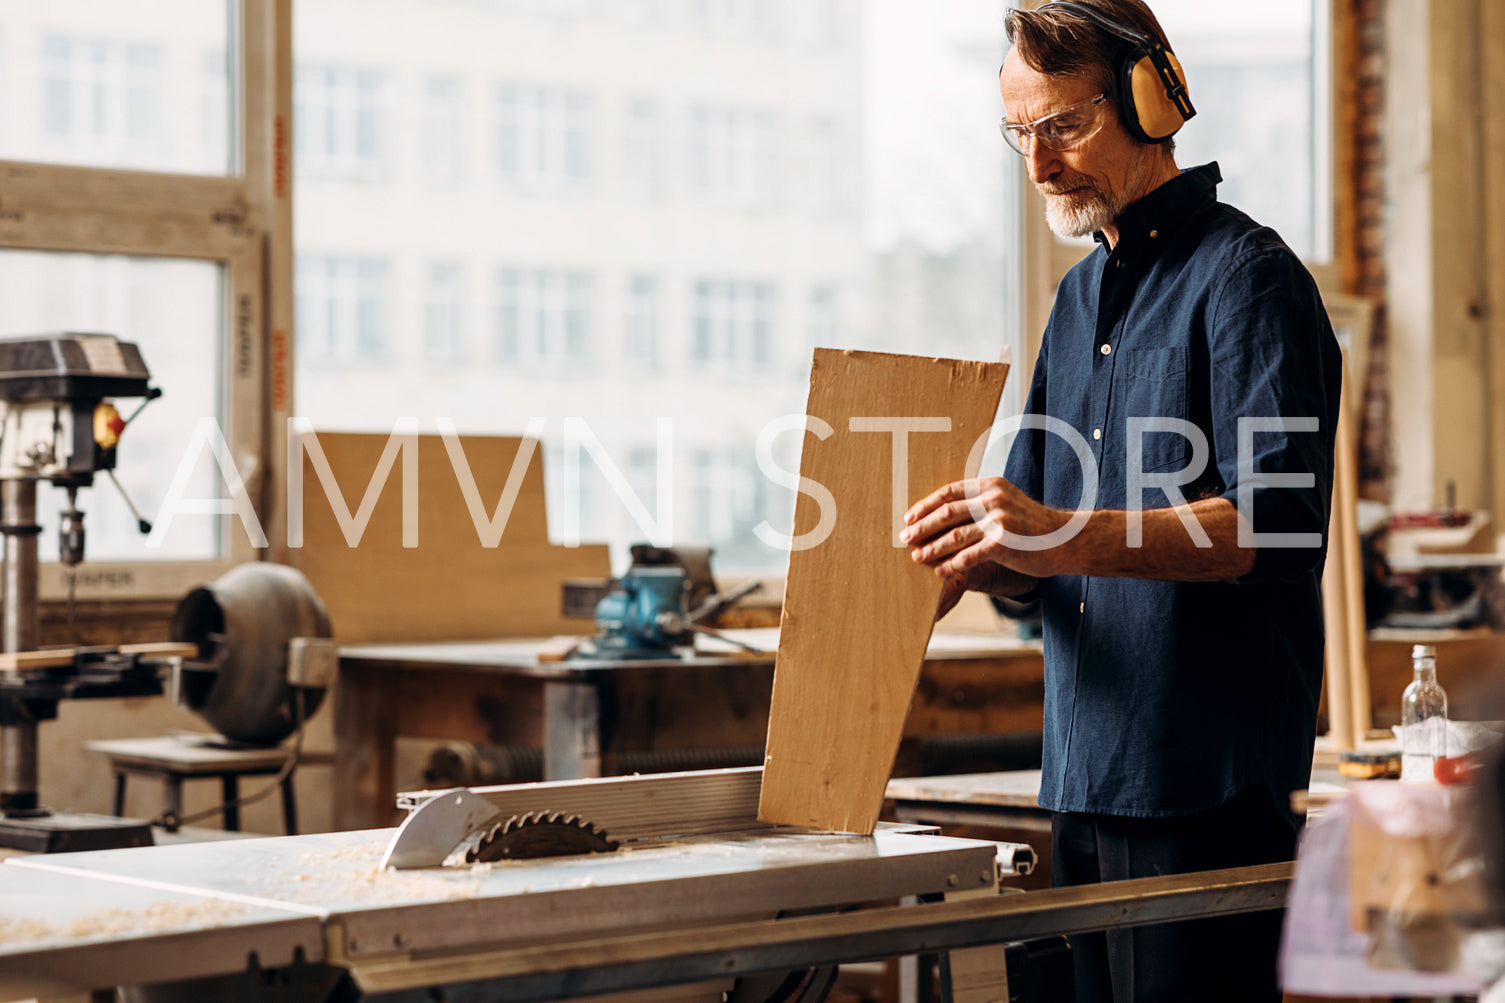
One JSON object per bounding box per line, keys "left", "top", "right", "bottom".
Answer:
{"left": 1092, "top": 161, "right": 1222, "bottom": 253}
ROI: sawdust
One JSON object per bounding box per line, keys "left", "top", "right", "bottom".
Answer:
{"left": 0, "top": 898, "right": 251, "bottom": 948}
{"left": 265, "top": 842, "right": 486, "bottom": 903}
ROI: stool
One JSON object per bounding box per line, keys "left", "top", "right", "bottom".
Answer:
{"left": 86, "top": 735, "right": 332, "bottom": 834}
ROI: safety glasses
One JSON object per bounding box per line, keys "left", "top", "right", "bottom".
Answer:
{"left": 999, "top": 93, "right": 1109, "bottom": 156}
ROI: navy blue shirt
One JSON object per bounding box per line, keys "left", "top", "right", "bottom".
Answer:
{"left": 1004, "top": 163, "right": 1341, "bottom": 817}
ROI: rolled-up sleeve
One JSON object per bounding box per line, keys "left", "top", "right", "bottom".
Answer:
{"left": 1208, "top": 246, "right": 1341, "bottom": 584}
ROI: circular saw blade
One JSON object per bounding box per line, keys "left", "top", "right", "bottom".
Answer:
{"left": 466, "top": 811, "right": 619, "bottom": 863}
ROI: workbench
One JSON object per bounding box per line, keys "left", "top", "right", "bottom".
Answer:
{"left": 333, "top": 629, "right": 1044, "bottom": 831}
{"left": 886, "top": 770, "right": 1049, "bottom": 832}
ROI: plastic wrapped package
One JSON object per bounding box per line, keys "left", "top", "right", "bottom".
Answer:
{"left": 1348, "top": 781, "right": 1489, "bottom": 971}
{"left": 1280, "top": 781, "right": 1503, "bottom": 996}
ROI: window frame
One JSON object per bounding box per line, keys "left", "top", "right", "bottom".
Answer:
{"left": 0, "top": 0, "right": 291, "bottom": 601}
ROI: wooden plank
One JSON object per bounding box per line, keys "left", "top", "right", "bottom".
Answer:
{"left": 946, "top": 943, "right": 1011, "bottom": 1003}
{"left": 1320, "top": 350, "right": 1361, "bottom": 750}
{"left": 117, "top": 642, "right": 199, "bottom": 659}
{"left": 0, "top": 643, "right": 196, "bottom": 673}
{"left": 759, "top": 349, "right": 1009, "bottom": 834}
{"left": 289, "top": 432, "right": 609, "bottom": 642}
{"left": 885, "top": 771, "right": 1044, "bottom": 811}
{"left": 1486, "top": 0, "right": 1505, "bottom": 559}
{"left": 0, "top": 650, "right": 76, "bottom": 673}
{"left": 1320, "top": 437, "right": 1356, "bottom": 749}
{"left": 1334, "top": 366, "right": 1372, "bottom": 744}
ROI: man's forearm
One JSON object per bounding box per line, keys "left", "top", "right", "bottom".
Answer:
{"left": 1043, "top": 497, "right": 1255, "bottom": 582}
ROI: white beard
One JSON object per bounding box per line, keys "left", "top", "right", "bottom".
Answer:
{"left": 1040, "top": 148, "right": 1152, "bottom": 238}
{"left": 1043, "top": 189, "right": 1120, "bottom": 238}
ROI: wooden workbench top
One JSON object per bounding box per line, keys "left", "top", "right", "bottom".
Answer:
{"left": 885, "top": 770, "right": 1045, "bottom": 810}
{"left": 339, "top": 629, "right": 1041, "bottom": 673}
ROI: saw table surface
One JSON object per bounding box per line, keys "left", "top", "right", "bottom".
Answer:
{"left": 0, "top": 825, "right": 998, "bottom": 999}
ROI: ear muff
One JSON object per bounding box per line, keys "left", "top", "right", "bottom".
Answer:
{"left": 1034, "top": 2, "right": 1195, "bottom": 144}
{"left": 1122, "top": 47, "right": 1190, "bottom": 142}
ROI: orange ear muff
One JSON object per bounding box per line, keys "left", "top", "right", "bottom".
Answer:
{"left": 1033, "top": 2, "right": 1196, "bottom": 144}
{"left": 1128, "top": 50, "right": 1190, "bottom": 142}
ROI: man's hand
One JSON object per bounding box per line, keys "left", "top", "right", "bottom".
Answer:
{"left": 933, "top": 563, "right": 1037, "bottom": 621}
{"left": 903, "top": 476, "right": 1070, "bottom": 580}
{"left": 906, "top": 476, "right": 1258, "bottom": 584}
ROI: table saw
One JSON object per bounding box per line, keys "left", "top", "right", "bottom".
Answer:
{"left": 0, "top": 768, "right": 998, "bottom": 1002}
{"left": 0, "top": 767, "right": 1289, "bottom": 1003}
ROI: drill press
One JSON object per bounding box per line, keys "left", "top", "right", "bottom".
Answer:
{"left": 0, "top": 332, "right": 161, "bottom": 852}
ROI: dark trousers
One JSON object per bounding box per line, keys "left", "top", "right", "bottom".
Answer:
{"left": 1050, "top": 785, "right": 1299, "bottom": 1003}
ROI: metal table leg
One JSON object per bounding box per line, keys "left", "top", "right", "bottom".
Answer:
{"left": 543, "top": 681, "right": 601, "bottom": 780}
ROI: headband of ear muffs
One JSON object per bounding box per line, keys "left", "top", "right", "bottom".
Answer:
{"left": 1034, "top": 1, "right": 1196, "bottom": 144}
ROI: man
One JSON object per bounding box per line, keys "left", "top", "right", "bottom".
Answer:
{"left": 902, "top": 2, "right": 1341, "bottom": 1000}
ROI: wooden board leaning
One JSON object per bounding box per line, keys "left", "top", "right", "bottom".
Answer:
{"left": 759, "top": 349, "right": 1009, "bottom": 834}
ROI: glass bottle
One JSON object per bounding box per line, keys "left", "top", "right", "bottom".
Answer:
{"left": 1400, "top": 644, "right": 1448, "bottom": 783}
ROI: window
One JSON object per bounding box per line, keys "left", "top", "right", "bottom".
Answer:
{"left": 692, "top": 280, "right": 774, "bottom": 370}
{"left": 690, "top": 106, "right": 779, "bottom": 207}
{"left": 690, "top": 0, "right": 775, "bottom": 38}
{"left": 807, "top": 285, "right": 838, "bottom": 355}
{"left": 0, "top": 0, "right": 274, "bottom": 601}
{"left": 295, "top": 64, "right": 388, "bottom": 179}
{"left": 424, "top": 262, "right": 465, "bottom": 364}
{"left": 626, "top": 446, "right": 660, "bottom": 517}
{"left": 806, "top": 117, "right": 841, "bottom": 213}
{"left": 622, "top": 98, "right": 663, "bottom": 199}
{"left": 198, "top": 50, "right": 231, "bottom": 174}
{"left": 546, "top": 441, "right": 599, "bottom": 544}
{"left": 1151, "top": 0, "right": 1331, "bottom": 262}
{"left": 624, "top": 275, "right": 659, "bottom": 366}
{"left": 0, "top": 251, "right": 224, "bottom": 562}
{"left": 690, "top": 447, "right": 757, "bottom": 545}
{"left": 297, "top": 256, "right": 392, "bottom": 364}
{"left": 293, "top": 3, "right": 1024, "bottom": 576}
{"left": 496, "top": 268, "right": 593, "bottom": 366}
{"left": 497, "top": 84, "right": 590, "bottom": 188}
{"left": 40, "top": 35, "right": 163, "bottom": 168}
{"left": 617, "top": 0, "right": 666, "bottom": 29}
{"left": 421, "top": 76, "right": 465, "bottom": 186}
{"left": 803, "top": 0, "right": 843, "bottom": 47}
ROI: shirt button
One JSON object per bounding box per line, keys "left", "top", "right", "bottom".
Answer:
{"left": 1093, "top": 428, "right": 1102, "bottom": 440}
{"left": 1149, "top": 229, "right": 1159, "bottom": 239}
{"left": 1099, "top": 343, "right": 1112, "bottom": 356}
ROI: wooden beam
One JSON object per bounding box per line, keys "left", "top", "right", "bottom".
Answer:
{"left": 759, "top": 349, "right": 1008, "bottom": 834}
{"left": 1334, "top": 375, "right": 1372, "bottom": 741}
{"left": 1484, "top": 0, "right": 1505, "bottom": 539}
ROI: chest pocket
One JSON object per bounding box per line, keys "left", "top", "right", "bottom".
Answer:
{"left": 1121, "top": 347, "right": 1190, "bottom": 473}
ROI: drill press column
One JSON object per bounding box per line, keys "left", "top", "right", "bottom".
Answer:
{"left": 0, "top": 478, "right": 40, "bottom": 815}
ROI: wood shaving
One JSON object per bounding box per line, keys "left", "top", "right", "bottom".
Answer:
{"left": 0, "top": 898, "right": 250, "bottom": 948}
